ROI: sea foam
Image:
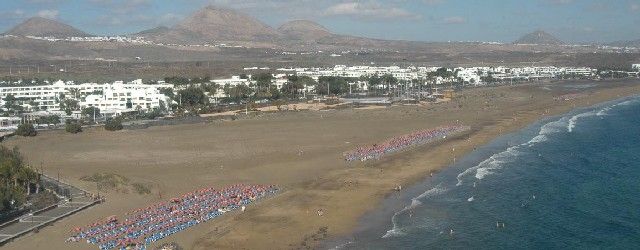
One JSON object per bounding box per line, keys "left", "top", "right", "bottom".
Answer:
{"left": 458, "top": 114, "right": 572, "bottom": 185}
{"left": 382, "top": 184, "right": 447, "bottom": 239}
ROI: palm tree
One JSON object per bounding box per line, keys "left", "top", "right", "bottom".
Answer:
{"left": 17, "top": 167, "right": 36, "bottom": 195}
{"left": 68, "top": 88, "right": 81, "bottom": 100}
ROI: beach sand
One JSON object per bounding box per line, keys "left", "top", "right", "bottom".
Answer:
{"left": 2, "top": 79, "right": 640, "bottom": 250}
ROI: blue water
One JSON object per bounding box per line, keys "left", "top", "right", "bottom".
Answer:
{"left": 338, "top": 96, "right": 640, "bottom": 249}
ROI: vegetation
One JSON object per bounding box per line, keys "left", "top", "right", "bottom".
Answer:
{"left": 104, "top": 118, "right": 123, "bottom": 131}
{"left": 428, "top": 67, "right": 456, "bottom": 78}
{"left": 177, "top": 86, "right": 208, "bottom": 107}
{"left": 282, "top": 75, "right": 315, "bottom": 98}
{"left": 253, "top": 73, "right": 276, "bottom": 99}
{"left": 3, "top": 94, "right": 21, "bottom": 111}
{"left": 132, "top": 183, "right": 151, "bottom": 195}
{"left": 65, "top": 119, "right": 83, "bottom": 134}
{"left": 81, "top": 173, "right": 151, "bottom": 195}
{"left": 59, "top": 98, "right": 79, "bottom": 115}
{"left": 317, "top": 76, "right": 350, "bottom": 95}
{"left": 15, "top": 123, "right": 37, "bottom": 137}
{"left": 82, "top": 107, "right": 101, "bottom": 122}
{"left": 35, "top": 115, "right": 61, "bottom": 126}
{"left": 27, "top": 190, "right": 59, "bottom": 211}
{"left": 223, "top": 84, "right": 253, "bottom": 104}
{"left": 0, "top": 146, "right": 38, "bottom": 213}
{"left": 80, "top": 173, "right": 129, "bottom": 192}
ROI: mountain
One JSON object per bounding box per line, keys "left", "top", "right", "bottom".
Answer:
{"left": 4, "top": 17, "right": 91, "bottom": 38}
{"left": 140, "top": 6, "right": 281, "bottom": 44}
{"left": 133, "top": 26, "right": 170, "bottom": 37}
{"left": 278, "top": 20, "right": 332, "bottom": 41}
{"left": 514, "top": 30, "right": 563, "bottom": 45}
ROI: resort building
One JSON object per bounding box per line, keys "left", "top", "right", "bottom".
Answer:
{"left": 81, "top": 82, "right": 171, "bottom": 116}
{"left": 210, "top": 75, "right": 252, "bottom": 87}
{"left": 0, "top": 80, "right": 172, "bottom": 112}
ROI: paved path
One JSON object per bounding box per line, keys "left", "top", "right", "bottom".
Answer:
{"left": 0, "top": 175, "right": 100, "bottom": 246}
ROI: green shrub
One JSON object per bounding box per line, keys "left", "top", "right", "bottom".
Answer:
{"left": 104, "top": 118, "right": 123, "bottom": 131}
{"left": 15, "top": 123, "right": 37, "bottom": 137}
{"left": 65, "top": 120, "right": 82, "bottom": 134}
{"left": 80, "top": 173, "right": 129, "bottom": 191}
{"left": 132, "top": 183, "right": 151, "bottom": 195}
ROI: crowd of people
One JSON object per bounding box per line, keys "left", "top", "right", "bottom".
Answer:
{"left": 343, "top": 125, "right": 471, "bottom": 162}
{"left": 66, "top": 184, "right": 278, "bottom": 250}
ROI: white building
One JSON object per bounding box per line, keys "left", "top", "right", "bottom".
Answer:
{"left": 209, "top": 76, "right": 253, "bottom": 98}
{"left": 0, "top": 79, "right": 172, "bottom": 113}
{"left": 563, "top": 67, "right": 596, "bottom": 76}
{"left": 211, "top": 75, "right": 252, "bottom": 88}
{"left": 456, "top": 68, "right": 482, "bottom": 85}
{"left": 0, "top": 117, "right": 21, "bottom": 131}
{"left": 81, "top": 82, "right": 171, "bottom": 115}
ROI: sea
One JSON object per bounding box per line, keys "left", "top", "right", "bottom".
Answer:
{"left": 333, "top": 95, "right": 640, "bottom": 249}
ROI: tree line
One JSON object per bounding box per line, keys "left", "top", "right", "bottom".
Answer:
{"left": 0, "top": 146, "right": 38, "bottom": 213}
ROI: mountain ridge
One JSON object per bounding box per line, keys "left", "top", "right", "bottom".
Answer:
{"left": 4, "top": 17, "right": 91, "bottom": 38}
{"left": 513, "top": 30, "right": 563, "bottom": 45}
{"left": 278, "top": 20, "right": 333, "bottom": 41}
{"left": 137, "top": 6, "right": 281, "bottom": 44}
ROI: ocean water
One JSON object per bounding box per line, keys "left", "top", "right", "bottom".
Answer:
{"left": 337, "top": 96, "right": 640, "bottom": 249}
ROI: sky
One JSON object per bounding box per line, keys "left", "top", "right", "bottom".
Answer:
{"left": 0, "top": 0, "right": 639, "bottom": 43}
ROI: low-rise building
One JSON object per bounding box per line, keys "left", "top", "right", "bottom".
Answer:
{"left": 0, "top": 80, "right": 172, "bottom": 113}
{"left": 81, "top": 82, "right": 171, "bottom": 116}
{"left": 0, "top": 117, "right": 21, "bottom": 131}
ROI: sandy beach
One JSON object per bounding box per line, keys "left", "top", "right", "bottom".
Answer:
{"left": 2, "top": 79, "right": 640, "bottom": 250}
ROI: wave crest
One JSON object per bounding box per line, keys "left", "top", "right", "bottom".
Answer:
{"left": 382, "top": 184, "right": 447, "bottom": 238}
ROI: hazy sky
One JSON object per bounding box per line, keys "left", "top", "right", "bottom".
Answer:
{"left": 0, "top": 0, "right": 638, "bottom": 43}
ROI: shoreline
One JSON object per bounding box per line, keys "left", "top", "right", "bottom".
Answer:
{"left": 325, "top": 93, "right": 640, "bottom": 248}
{"left": 317, "top": 81, "right": 640, "bottom": 249}
{"left": 2, "top": 79, "right": 640, "bottom": 250}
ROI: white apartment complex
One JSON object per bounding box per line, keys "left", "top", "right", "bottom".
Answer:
{"left": 289, "top": 65, "right": 427, "bottom": 81}
{"left": 81, "top": 83, "right": 171, "bottom": 114}
{"left": 276, "top": 65, "right": 597, "bottom": 87}
{"left": 0, "top": 79, "right": 172, "bottom": 113}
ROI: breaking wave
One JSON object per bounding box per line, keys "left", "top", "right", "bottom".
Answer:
{"left": 456, "top": 100, "right": 629, "bottom": 185}
{"left": 382, "top": 184, "right": 447, "bottom": 238}
{"left": 567, "top": 111, "right": 596, "bottom": 133}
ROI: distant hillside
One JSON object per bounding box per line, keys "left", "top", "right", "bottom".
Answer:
{"left": 0, "top": 35, "right": 222, "bottom": 62}
{"left": 133, "top": 26, "right": 170, "bottom": 36}
{"left": 139, "top": 6, "right": 281, "bottom": 44}
{"left": 514, "top": 30, "right": 563, "bottom": 45}
{"left": 4, "top": 17, "right": 91, "bottom": 38}
{"left": 608, "top": 39, "right": 640, "bottom": 48}
{"left": 278, "top": 20, "right": 332, "bottom": 41}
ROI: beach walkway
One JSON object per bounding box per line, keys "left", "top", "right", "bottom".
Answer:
{"left": 0, "top": 175, "right": 100, "bottom": 246}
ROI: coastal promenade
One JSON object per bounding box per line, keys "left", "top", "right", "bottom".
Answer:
{"left": 0, "top": 175, "right": 100, "bottom": 246}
